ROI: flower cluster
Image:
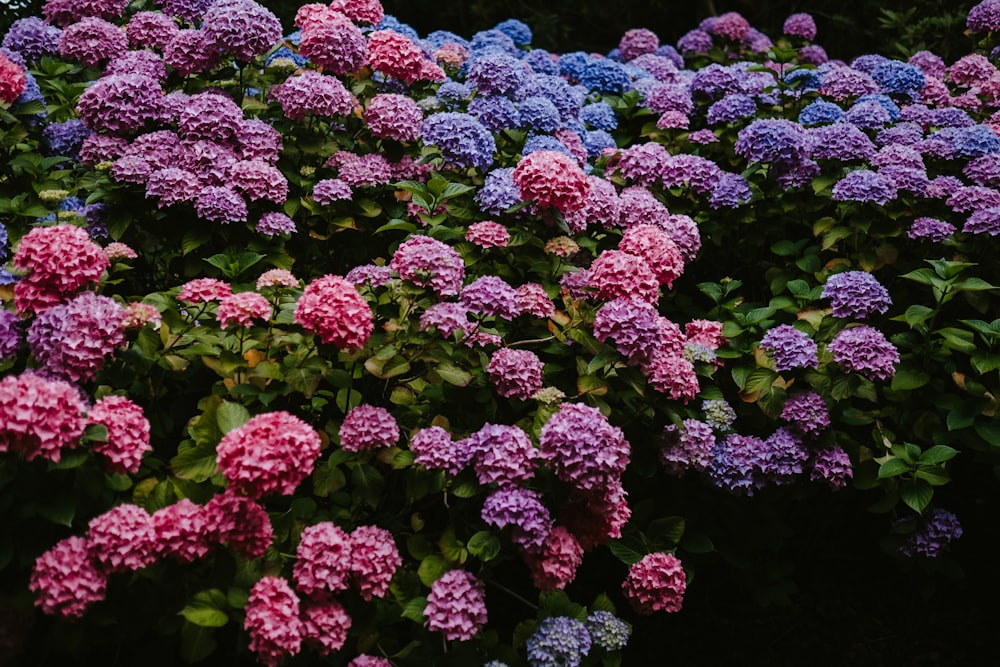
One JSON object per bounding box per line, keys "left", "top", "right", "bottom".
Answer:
{"left": 294, "top": 275, "right": 373, "bottom": 350}
{"left": 423, "top": 569, "right": 488, "bottom": 641}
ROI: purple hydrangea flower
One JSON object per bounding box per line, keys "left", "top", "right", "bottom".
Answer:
{"left": 807, "top": 124, "right": 876, "bottom": 162}
{"left": 964, "top": 207, "right": 1000, "bottom": 235}
{"left": 346, "top": 264, "right": 392, "bottom": 288}
{"left": 780, "top": 392, "right": 830, "bottom": 436}
{"left": 42, "top": 120, "right": 91, "bottom": 160}
{"left": 908, "top": 217, "right": 954, "bottom": 241}
{"left": 466, "top": 423, "right": 538, "bottom": 486}
{"left": 518, "top": 96, "right": 562, "bottom": 132}
{"left": 829, "top": 325, "right": 899, "bottom": 381}
{"left": 481, "top": 486, "right": 552, "bottom": 551}
{"left": 897, "top": 508, "right": 962, "bottom": 557}
{"left": 708, "top": 434, "right": 760, "bottom": 495}
{"left": 420, "top": 302, "right": 471, "bottom": 338}
{"left": 968, "top": 0, "right": 1000, "bottom": 33}
{"left": 390, "top": 235, "right": 465, "bottom": 296}
{"left": 593, "top": 298, "right": 662, "bottom": 367}
{"left": 539, "top": 403, "right": 630, "bottom": 494}
{"left": 710, "top": 172, "right": 752, "bottom": 209}
{"left": 0, "top": 310, "right": 23, "bottom": 361}
{"left": 821, "top": 271, "right": 891, "bottom": 319}
{"left": 486, "top": 348, "right": 544, "bottom": 400}
{"left": 754, "top": 427, "right": 809, "bottom": 487}
{"left": 832, "top": 170, "right": 897, "bottom": 205}
{"left": 468, "top": 95, "right": 521, "bottom": 132}
{"left": 783, "top": 13, "right": 817, "bottom": 40}
{"left": 195, "top": 185, "right": 247, "bottom": 224}
{"left": 475, "top": 167, "right": 526, "bottom": 216}
{"left": 677, "top": 29, "right": 712, "bottom": 54}
{"left": 759, "top": 325, "right": 819, "bottom": 371}
{"left": 810, "top": 446, "right": 853, "bottom": 489}
{"left": 410, "top": 425, "right": 471, "bottom": 476}
{"left": 3, "top": 17, "right": 62, "bottom": 63}
{"left": 707, "top": 94, "right": 757, "bottom": 125}
{"left": 735, "top": 119, "right": 807, "bottom": 165}
{"left": 460, "top": 276, "right": 520, "bottom": 319}
{"left": 660, "top": 419, "right": 716, "bottom": 475}
{"left": 467, "top": 53, "right": 524, "bottom": 96}
{"left": 27, "top": 291, "right": 125, "bottom": 384}
{"left": 526, "top": 617, "right": 592, "bottom": 667}
{"left": 77, "top": 74, "right": 163, "bottom": 136}
{"left": 201, "top": 0, "right": 281, "bottom": 63}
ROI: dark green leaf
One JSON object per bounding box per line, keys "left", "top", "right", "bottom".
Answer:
{"left": 607, "top": 540, "right": 644, "bottom": 565}
{"left": 180, "top": 622, "right": 217, "bottom": 664}
{"left": 900, "top": 480, "right": 934, "bottom": 513}
{"left": 400, "top": 596, "right": 428, "bottom": 622}
{"left": 917, "top": 445, "right": 958, "bottom": 464}
{"left": 467, "top": 531, "right": 502, "bottom": 562}
{"left": 179, "top": 589, "right": 229, "bottom": 628}
{"left": 877, "top": 458, "right": 911, "bottom": 479}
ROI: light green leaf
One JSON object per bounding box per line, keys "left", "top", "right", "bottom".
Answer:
{"left": 216, "top": 401, "right": 250, "bottom": 435}
{"left": 180, "top": 589, "right": 229, "bottom": 628}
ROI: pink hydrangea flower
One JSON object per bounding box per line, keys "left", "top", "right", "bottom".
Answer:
{"left": 365, "top": 93, "right": 424, "bottom": 141}
{"left": 122, "top": 302, "right": 162, "bottom": 329}
{"left": 424, "top": 569, "right": 488, "bottom": 641}
{"left": 294, "top": 522, "right": 353, "bottom": 597}
{"left": 28, "top": 536, "right": 107, "bottom": 619}
{"left": 217, "top": 291, "right": 272, "bottom": 328}
{"left": 622, "top": 552, "right": 686, "bottom": 614}
{"left": 409, "top": 425, "right": 472, "bottom": 476}
{"left": 216, "top": 411, "right": 322, "bottom": 499}
{"left": 539, "top": 403, "right": 630, "bottom": 494}
{"left": 332, "top": 0, "right": 384, "bottom": 24}
{"left": 0, "top": 373, "right": 86, "bottom": 463}
{"left": 301, "top": 597, "right": 352, "bottom": 656}
{"left": 103, "top": 242, "right": 137, "bottom": 260}
{"left": 348, "top": 656, "right": 391, "bottom": 667}
{"left": 269, "top": 70, "right": 356, "bottom": 121}
{"left": 561, "top": 483, "right": 631, "bottom": 550}
{"left": 86, "top": 503, "right": 157, "bottom": 573}
{"left": 256, "top": 268, "right": 299, "bottom": 290}
{"left": 228, "top": 159, "right": 288, "bottom": 203}
{"left": 152, "top": 499, "right": 212, "bottom": 563}
{"left": 465, "top": 221, "right": 510, "bottom": 248}
{"left": 523, "top": 525, "right": 584, "bottom": 590}
{"left": 513, "top": 150, "right": 590, "bottom": 214}
{"left": 177, "top": 277, "right": 232, "bottom": 304}
{"left": 486, "top": 348, "right": 544, "bottom": 400}
{"left": 390, "top": 235, "right": 465, "bottom": 296}
{"left": 294, "top": 275, "right": 373, "bottom": 350}
{"left": 204, "top": 490, "right": 273, "bottom": 560}
{"left": 339, "top": 404, "right": 400, "bottom": 452}
{"left": 587, "top": 249, "right": 660, "bottom": 304}
{"left": 645, "top": 351, "right": 699, "bottom": 401}
{"left": 467, "top": 423, "right": 538, "bottom": 486}
{"left": 299, "top": 18, "right": 367, "bottom": 75}
{"left": 619, "top": 224, "right": 684, "bottom": 288}
{"left": 245, "top": 577, "right": 303, "bottom": 667}
{"left": 88, "top": 395, "right": 151, "bottom": 474}
{"left": 368, "top": 29, "right": 445, "bottom": 84}
{"left": 58, "top": 17, "right": 127, "bottom": 68}
{"left": 349, "top": 525, "right": 401, "bottom": 601}
{"left": 516, "top": 282, "right": 555, "bottom": 318}
{"left": 0, "top": 52, "right": 26, "bottom": 104}
{"left": 12, "top": 224, "right": 109, "bottom": 314}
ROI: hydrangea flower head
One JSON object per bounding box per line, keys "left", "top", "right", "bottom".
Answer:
{"left": 293, "top": 522, "right": 352, "bottom": 596}
{"left": 586, "top": 611, "right": 631, "bottom": 651}
{"left": 898, "top": 508, "right": 963, "bottom": 557}
{"left": 89, "top": 395, "right": 151, "bottom": 474}
{"left": 299, "top": 17, "right": 367, "bottom": 74}
{"left": 349, "top": 525, "right": 402, "bottom": 601}
{"left": 759, "top": 324, "right": 818, "bottom": 371}
{"left": 204, "top": 491, "right": 273, "bottom": 560}
{"left": 539, "top": 403, "right": 630, "bottom": 494}
{"left": 829, "top": 325, "right": 899, "bottom": 381}
{"left": 526, "top": 616, "right": 591, "bottom": 667}
{"left": 486, "top": 348, "right": 544, "bottom": 400}
{"left": 300, "top": 597, "right": 352, "bottom": 656}
{"left": 368, "top": 29, "right": 444, "bottom": 84}
{"left": 0, "top": 373, "right": 86, "bottom": 463}
{"left": 202, "top": 0, "right": 281, "bottom": 62}
{"left": 152, "top": 499, "right": 212, "bottom": 563}
{"left": 217, "top": 291, "right": 271, "bottom": 328}
{"left": 481, "top": 486, "right": 553, "bottom": 551}
{"left": 29, "top": 536, "right": 107, "bottom": 619}
{"left": 780, "top": 392, "right": 830, "bottom": 437}
{"left": 294, "top": 275, "right": 373, "bottom": 350}
{"left": 390, "top": 235, "right": 465, "bottom": 296}
{"left": 783, "top": 13, "right": 817, "bottom": 40}
{"left": 86, "top": 503, "right": 156, "bottom": 573}
{"left": 216, "top": 411, "right": 322, "bottom": 498}
{"left": 513, "top": 150, "right": 590, "bottom": 214}
{"left": 244, "top": 577, "right": 302, "bottom": 667}
{"left": 822, "top": 271, "right": 891, "bottom": 319}
{"left": 13, "top": 224, "right": 108, "bottom": 314}
{"left": 339, "top": 404, "right": 399, "bottom": 452}
{"left": 27, "top": 291, "right": 125, "bottom": 384}
{"left": 523, "top": 525, "right": 584, "bottom": 590}
{"left": 409, "top": 425, "right": 471, "bottom": 476}
{"left": 424, "top": 569, "right": 488, "bottom": 641}
{"left": 366, "top": 93, "right": 423, "bottom": 141}
{"left": 622, "top": 552, "right": 686, "bottom": 614}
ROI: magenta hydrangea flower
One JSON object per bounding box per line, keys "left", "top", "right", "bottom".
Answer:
{"left": 409, "top": 425, "right": 472, "bottom": 476}
{"left": 245, "top": 577, "right": 303, "bottom": 667}
{"left": 12, "top": 224, "right": 109, "bottom": 315}
{"left": 202, "top": 0, "right": 281, "bottom": 63}
{"left": 390, "top": 235, "right": 466, "bottom": 296}
{"left": 424, "top": 569, "right": 488, "bottom": 641}
{"left": 466, "top": 423, "right": 538, "bottom": 486}
{"left": 301, "top": 597, "right": 352, "bottom": 656}
{"left": 217, "top": 291, "right": 271, "bottom": 328}
{"left": 365, "top": 93, "right": 424, "bottom": 141}
{"left": 269, "top": 70, "right": 356, "bottom": 122}
{"left": 152, "top": 499, "right": 212, "bottom": 563}
{"left": 216, "top": 411, "right": 322, "bottom": 498}
{"left": 822, "top": 271, "right": 891, "bottom": 319}
{"left": 623, "top": 552, "right": 686, "bottom": 614}
{"left": 227, "top": 159, "right": 288, "bottom": 203}
{"left": 294, "top": 275, "right": 373, "bottom": 350}
{"left": 619, "top": 224, "right": 684, "bottom": 288}
{"left": 29, "top": 536, "right": 107, "bottom": 620}
{"left": 334, "top": 0, "right": 383, "bottom": 24}
{"left": 300, "top": 17, "right": 366, "bottom": 74}
{"left": 126, "top": 11, "right": 180, "bottom": 49}
{"left": 481, "top": 486, "right": 553, "bottom": 551}
{"left": 58, "top": 17, "right": 126, "bottom": 68}
{"left": 587, "top": 249, "right": 660, "bottom": 304}
{"left": 783, "top": 13, "right": 817, "bottom": 40}
{"left": 177, "top": 277, "right": 231, "bottom": 304}
{"left": 465, "top": 221, "right": 510, "bottom": 248}
{"left": 619, "top": 28, "right": 659, "bottom": 61}
{"left": 513, "top": 150, "right": 590, "bottom": 214}
{"left": 539, "top": 403, "right": 630, "bottom": 494}
{"left": 293, "top": 522, "right": 353, "bottom": 596}
{"left": 339, "top": 404, "right": 400, "bottom": 452}
{"left": 0, "top": 373, "right": 87, "bottom": 463}
{"left": 419, "top": 302, "right": 470, "bottom": 338}
{"left": 77, "top": 73, "right": 164, "bottom": 136}
{"left": 204, "top": 491, "right": 273, "bottom": 560}
{"left": 514, "top": 283, "right": 554, "bottom": 319}
{"left": 88, "top": 395, "right": 151, "bottom": 474}
{"left": 86, "top": 503, "right": 156, "bottom": 573}
{"left": 486, "top": 348, "right": 544, "bottom": 400}
{"left": 523, "top": 525, "right": 584, "bottom": 590}
{"left": 829, "top": 325, "right": 899, "bottom": 381}
{"left": 593, "top": 297, "right": 662, "bottom": 367}
{"left": 348, "top": 656, "right": 391, "bottom": 667}
{"left": 349, "top": 525, "right": 402, "bottom": 601}
{"left": 780, "top": 392, "right": 830, "bottom": 437}
{"left": 645, "top": 350, "right": 699, "bottom": 400}
{"left": 759, "top": 324, "right": 819, "bottom": 371}
{"left": 368, "top": 29, "right": 444, "bottom": 84}
{"left": 461, "top": 275, "right": 520, "bottom": 319}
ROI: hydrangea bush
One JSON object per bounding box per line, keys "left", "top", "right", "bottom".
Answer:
{"left": 1, "top": 0, "right": 996, "bottom": 663}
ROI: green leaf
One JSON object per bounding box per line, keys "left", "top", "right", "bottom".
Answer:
{"left": 590, "top": 593, "right": 616, "bottom": 614}
{"left": 417, "top": 555, "right": 449, "bottom": 587}
{"left": 917, "top": 445, "right": 958, "bottom": 464}
{"left": 901, "top": 305, "right": 934, "bottom": 330}
{"left": 400, "top": 596, "right": 428, "bottom": 623}
{"left": 891, "top": 368, "right": 930, "bottom": 391}
{"left": 645, "top": 516, "right": 685, "bottom": 547}
{"left": 877, "top": 458, "right": 911, "bottom": 479}
{"left": 36, "top": 496, "right": 76, "bottom": 527}
{"left": 914, "top": 467, "right": 951, "bottom": 486}
{"left": 433, "top": 362, "right": 473, "bottom": 387}
{"left": 179, "top": 589, "right": 229, "bottom": 628}
{"left": 607, "top": 540, "right": 644, "bottom": 565}
{"left": 171, "top": 442, "right": 219, "bottom": 482}
{"left": 899, "top": 480, "right": 934, "bottom": 513}
{"left": 216, "top": 401, "right": 250, "bottom": 434}
{"left": 467, "top": 531, "right": 502, "bottom": 562}
{"left": 180, "top": 622, "right": 217, "bottom": 664}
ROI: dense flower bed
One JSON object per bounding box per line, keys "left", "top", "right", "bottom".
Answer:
{"left": 1, "top": 0, "right": 998, "bottom": 663}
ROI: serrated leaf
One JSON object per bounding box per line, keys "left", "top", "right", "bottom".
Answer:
{"left": 417, "top": 555, "right": 449, "bottom": 587}
{"left": 899, "top": 480, "right": 934, "bottom": 513}
{"left": 400, "top": 596, "right": 428, "bottom": 622}
{"left": 180, "top": 589, "right": 229, "bottom": 628}
{"left": 216, "top": 401, "right": 250, "bottom": 434}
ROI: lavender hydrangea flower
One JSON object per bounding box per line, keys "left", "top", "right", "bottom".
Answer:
{"left": 467, "top": 53, "right": 524, "bottom": 96}
{"left": 481, "top": 486, "right": 552, "bottom": 551}
{"left": 461, "top": 276, "right": 520, "bottom": 319}
{"left": 759, "top": 325, "right": 818, "bottom": 371}
{"left": 821, "top": 271, "right": 891, "bottom": 319}
{"left": 781, "top": 392, "right": 830, "bottom": 436}
{"left": 908, "top": 217, "right": 954, "bottom": 242}
{"left": 964, "top": 207, "right": 1000, "bottom": 235}
{"left": 897, "top": 508, "right": 962, "bottom": 557}
{"left": 810, "top": 446, "right": 853, "bottom": 489}
{"left": 968, "top": 0, "right": 1000, "bottom": 33}
{"left": 783, "top": 13, "right": 817, "bottom": 40}
{"left": 475, "top": 167, "right": 526, "bottom": 216}
{"left": 3, "top": 17, "right": 62, "bottom": 63}
{"left": 27, "top": 292, "right": 125, "bottom": 383}
{"left": 707, "top": 94, "right": 757, "bottom": 125}
{"left": 526, "top": 617, "right": 592, "bottom": 667}
{"left": 468, "top": 95, "right": 521, "bottom": 132}
{"left": 829, "top": 325, "right": 899, "bottom": 381}
{"left": 0, "top": 310, "right": 23, "bottom": 362}
{"left": 710, "top": 172, "right": 752, "bottom": 209}
{"left": 585, "top": 611, "right": 630, "bottom": 651}
{"left": 807, "top": 124, "right": 876, "bottom": 162}
{"left": 660, "top": 419, "right": 716, "bottom": 475}
{"left": 754, "top": 427, "right": 809, "bottom": 487}
{"left": 735, "top": 119, "right": 807, "bottom": 166}
{"left": 708, "top": 434, "right": 761, "bottom": 495}
{"left": 832, "top": 170, "right": 897, "bottom": 205}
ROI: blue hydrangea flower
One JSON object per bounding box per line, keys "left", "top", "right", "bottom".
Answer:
{"left": 266, "top": 45, "right": 307, "bottom": 67}
{"left": 706, "top": 94, "right": 757, "bottom": 125}
{"left": 437, "top": 80, "right": 472, "bottom": 106}
{"left": 467, "top": 53, "right": 525, "bottom": 97}
{"left": 579, "top": 101, "right": 617, "bottom": 131}
{"left": 831, "top": 169, "right": 897, "bottom": 205}
{"left": 468, "top": 95, "right": 521, "bottom": 132}
{"left": 521, "top": 74, "right": 585, "bottom": 121}
{"left": 585, "top": 611, "right": 630, "bottom": 651}
{"left": 518, "top": 96, "right": 561, "bottom": 132}
{"left": 424, "top": 30, "right": 470, "bottom": 50}
{"left": 475, "top": 167, "right": 525, "bottom": 215}
{"left": 710, "top": 172, "right": 752, "bottom": 208}
{"left": 735, "top": 118, "right": 807, "bottom": 165}
{"left": 843, "top": 99, "right": 891, "bottom": 131}
{"left": 526, "top": 617, "right": 592, "bottom": 667}
{"left": 376, "top": 15, "right": 419, "bottom": 41}
{"left": 855, "top": 93, "right": 901, "bottom": 121}
{"left": 579, "top": 58, "right": 631, "bottom": 94}
{"left": 522, "top": 48, "right": 560, "bottom": 75}
{"left": 798, "top": 100, "right": 844, "bottom": 126}
{"left": 871, "top": 60, "right": 925, "bottom": 96}
{"left": 42, "top": 120, "right": 92, "bottom": 160}
{"left": 522, "top": 134, "right": 576, "bottom": 160}
{"left": 421, "top": 112, "right": 496, "bottom": 170}
{"left": 470, "top": 29, "right": 519, "bottom": 58}
{"left": 493, "top": 18, "right": 532, "bottom": 45}
{"left": 558, "top": 51, "right": 591, "bottom": 80}
{"left": 583, "top": 130, "right": 616, "bottom": 157}
{"left": 784, "top": 68, "right": 823, "bottom": 91}
{"left": 708, "top": 434, "right": 760, "bottom": 495}
{"left": 897, "top": 508, "right": 962, "bottom": 558}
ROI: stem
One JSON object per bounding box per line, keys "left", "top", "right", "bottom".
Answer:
{"left": 487, "top": 580, "right": 539, "bottom": 611}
